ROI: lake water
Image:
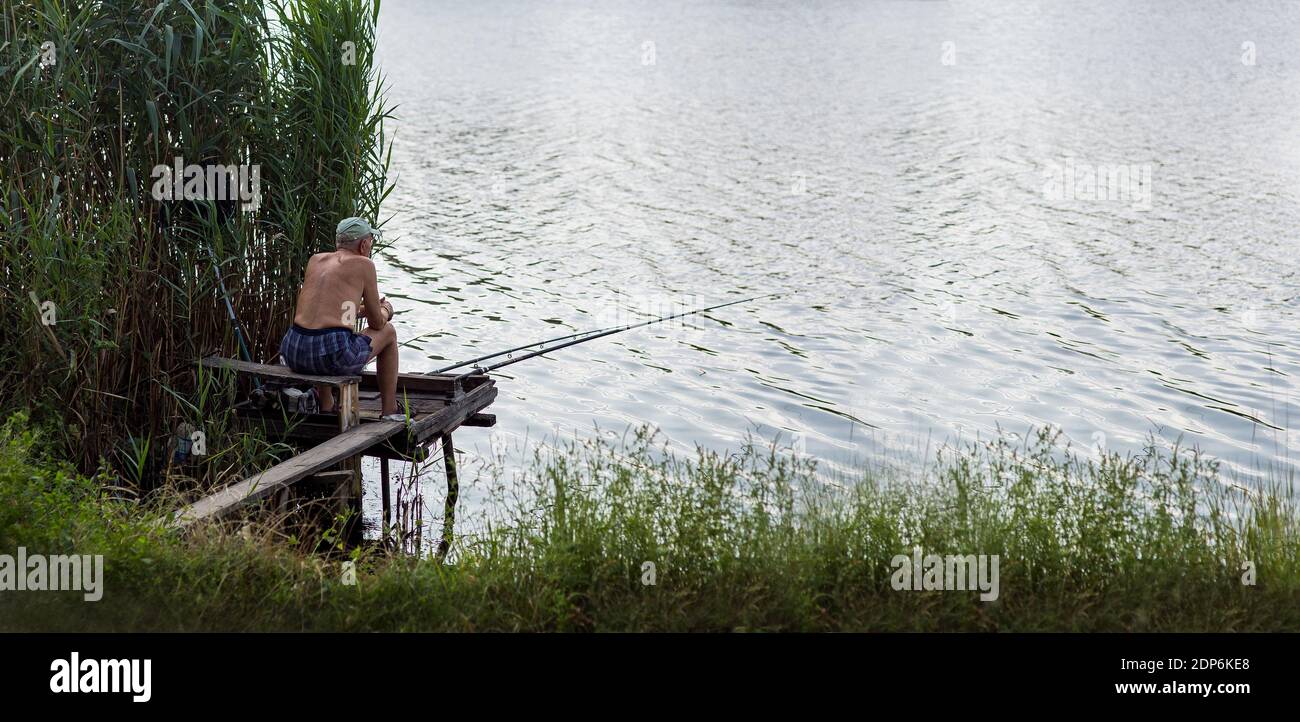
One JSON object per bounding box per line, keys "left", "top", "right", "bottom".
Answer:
{"left": 369, "top": 0, "right": 1299, "bottom": 523}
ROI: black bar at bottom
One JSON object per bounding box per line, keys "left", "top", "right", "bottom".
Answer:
{"left": 0, "top": 633, "right": 1285, "bottom": 711}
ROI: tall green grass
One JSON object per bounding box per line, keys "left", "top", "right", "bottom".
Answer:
{"left": 2, "top": 416, "right": 1295, "bottom": 631}
{"left": 0, "top": 0, "right": 392, "bottom": 489}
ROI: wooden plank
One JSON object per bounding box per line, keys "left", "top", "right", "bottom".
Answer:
{"left": 337, "top": 381, "right": 359, "bottom": 431}
{"left": 365, "top": 381, "right": 496, "bottom": 451}
{"left": 172, "top": 381, "right": 497, "bottom": 529}
{"left": 202, "top": 356, "right": 359, "bottom": 387}
{"left": 360, "top": 400, "right": 494, "bottom": 419}
{"left": 360, "top": 370, "right": 490, "bottom": 396}
{"left": 203, "top": 356, "right": 487, "bottom": 397}
{"left": 171, "top": 420, "right": 403, "bottom": 529}
{"left": 409, "top": 383, "right": 497, "bottom": 440}
{"left": 359, "top": 397, "right": 450, "bottom": 414}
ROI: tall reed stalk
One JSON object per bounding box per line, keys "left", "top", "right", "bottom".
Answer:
{"left": 0, "top": 0, "right": 393, "bottom": 488}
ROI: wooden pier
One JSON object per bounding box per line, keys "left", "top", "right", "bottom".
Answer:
{"left": 171, "top": 356, "right": 497, "bottom": 551}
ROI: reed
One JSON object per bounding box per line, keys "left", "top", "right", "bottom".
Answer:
{"left": 0, "top": 0, "right": 392, "bottom": 490}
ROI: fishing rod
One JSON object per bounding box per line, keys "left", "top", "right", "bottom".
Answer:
{"left": 205, "top": 241, "right": 255, "bottom": 365}
{"left": 203, "top": 239, "right": 263, "bottom": 393}
{"left": 432, "top": 323, "right": 616, "bottom": 373}
{"left": 449, "top": 293, "right": 779, "bottom": 379}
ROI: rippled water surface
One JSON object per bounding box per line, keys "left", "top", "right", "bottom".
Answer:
{"left": 370, "top": 0, "right": 1299, "bottom": 514}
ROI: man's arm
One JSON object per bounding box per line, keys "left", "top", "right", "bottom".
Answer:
{"left": 357, "top": 299, "right": 393, "bottom": 324}
{"left": 360, "top": 259, "right": 389, "bottom": 330}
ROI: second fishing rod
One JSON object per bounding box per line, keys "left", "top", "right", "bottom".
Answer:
{"left": 438, "top": 293, "right": 780, "bottom": 382}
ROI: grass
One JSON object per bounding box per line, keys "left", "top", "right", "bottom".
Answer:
{"left": 1, "top": 414, "right": 1296, "bottom": 632}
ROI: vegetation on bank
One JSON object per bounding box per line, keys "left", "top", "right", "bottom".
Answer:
{"left": 1, "top": 0, "right": 391, "bottom": 486}
{"left": 2, "top": 415, "right": 1295, "bottom": 632}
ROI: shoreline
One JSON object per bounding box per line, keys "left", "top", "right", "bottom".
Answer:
{"left": 3, "top": 415, "right": 1295, "bottom": 632}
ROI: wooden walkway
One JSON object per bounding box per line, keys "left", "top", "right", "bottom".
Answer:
{"left": 171, "top": 357, "right": 497, "bottom": 537}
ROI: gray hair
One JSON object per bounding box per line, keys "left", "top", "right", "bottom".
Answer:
{"left": 336, "top": 233, "right": 368, "bottom": 250}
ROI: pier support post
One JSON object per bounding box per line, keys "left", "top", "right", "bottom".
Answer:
{"left": 335, "top": 381, "right": 362, "bottom": 546}
{"left": 337, "top": 380, "right": 360, "bottom": 433}
{"left": 342, "top": 461, "right": 362, "bottom": 547}
{"left": 436, "top": 433, "right": 459, "bottom": 561}
{"left": 380, "top": 456, "right": 391, "bottom": 543}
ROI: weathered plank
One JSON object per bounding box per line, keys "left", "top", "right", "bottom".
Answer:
{"left": 371, "top": 383, "right": 497, "bottom": 459}
{"left": 203, "top": 356, "right": 488, "bottom": 398}
{"left": 202, "top": 355, "right": 360, "bottom": 386}
{"left": 171, "top": 421, "right": 402, "bottom": 529}
{"left": 359, "top": 370, "right": 490, "bottom": 396}
{"left": 360, "top": 397, "right": 451, "bottom": 414}
{"left": 410, "top": 383, "right": 497, "bottom": 438}
{"left": 337, "top": 379, "right": 359, "bottom": 432}
{"left": 171, "top": 381, "right": 498, "bottom": 529}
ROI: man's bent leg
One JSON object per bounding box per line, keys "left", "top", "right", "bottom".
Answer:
{"left": 316, "top": 384, "right": 335, "bottom": 413}
{"left": 362, "top": 324, "right": 399, "bottom": 416}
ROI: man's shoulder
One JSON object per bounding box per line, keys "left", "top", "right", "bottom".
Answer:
{"left": 307, "top": 251, "right": 373, "bottom": 268}
{"left": 340, "top": 253, "right": 376, "bottom": 274}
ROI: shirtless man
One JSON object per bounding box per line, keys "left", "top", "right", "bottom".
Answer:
{"left": 279, "top": 217, "right": 404, "bottom": 421}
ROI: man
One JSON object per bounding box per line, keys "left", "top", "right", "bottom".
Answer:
{"left": 279, "top": 217, "right": 404, "bottom": 421}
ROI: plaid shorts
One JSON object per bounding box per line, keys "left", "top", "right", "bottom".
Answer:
{"left": 279, "top": 324, "right": 372, "bottom": 376}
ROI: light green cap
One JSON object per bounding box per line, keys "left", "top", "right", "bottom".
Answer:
{"left": 335, "top": 216, "right": 381, "bottom": 243}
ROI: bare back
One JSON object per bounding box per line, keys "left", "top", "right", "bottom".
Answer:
{"left": 292, "top": 251, "right": 384, "bottom": 330}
